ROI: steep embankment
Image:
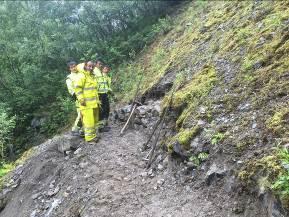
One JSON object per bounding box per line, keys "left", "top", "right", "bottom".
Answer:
{"left": 115, "top": 0, "right": 289, "bottom": 216}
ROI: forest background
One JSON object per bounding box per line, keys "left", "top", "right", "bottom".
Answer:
{"left": 0, "top": 1, "right": 181, "bottom": 164}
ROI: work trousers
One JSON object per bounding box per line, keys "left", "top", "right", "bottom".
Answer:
{"left": 81, "top": 108, "right": 99, "bottom": 141}
{"left": 72, "top": 108, "right": 82, "bottom": 132}
{"left": 99, "top": 93, "right": 110, "bottom": 125}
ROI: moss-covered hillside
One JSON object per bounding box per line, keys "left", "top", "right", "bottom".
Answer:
{"left": 116, "top": 1, "right": 289, "bottom": 212}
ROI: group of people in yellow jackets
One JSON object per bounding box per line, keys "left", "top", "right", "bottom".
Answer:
{"left": 66, "top": 59, "right": 112, "bottom": 144}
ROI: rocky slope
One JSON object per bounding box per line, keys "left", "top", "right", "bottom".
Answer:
{"left": 0, "top": 123, "right": 267, "bottom": 217}
{"left": 1, "top": 1, "right": 289, "bottom": 216}
{"left": 116, "top": 0, "right": 289, "bottom": 215}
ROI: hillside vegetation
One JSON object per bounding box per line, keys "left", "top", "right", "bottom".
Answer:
{"left": 116, "top": 1, "right": 289, "bottom": 211}
{"left": 0, "top": 1, "right": 179, "bottom": 161}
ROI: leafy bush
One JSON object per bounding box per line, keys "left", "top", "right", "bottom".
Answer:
{"left": 40, "top": 96, "right": 75, "bottom": 136}
{"left": 0, "top": 104, "right": 16, "bottom": 160}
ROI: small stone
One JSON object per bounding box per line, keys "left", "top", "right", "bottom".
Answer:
{"left": 206, "top": 163, "right": 227, "bottom": 185}
{"left": 11, "top": 179, "right": 21, "bottom": 189}
{"left": 157, "top": 179, "right": 165, "bottom": 186}
{"left": 123, "top": 177, "right": 131, "bottom": 181}
{"left": 157, "top": 164, "right": 164, "bottom": 171}
{"left": 63, "top": 192, "right": 69, "bottom": 198}
{"left": 30, "top": 210, "right": 37, "bottom": 217}
{"left": 199, "top": 106, "right": 206, "bottom": 114}
{"left": 153, "top": 186, "right": 158, "bottom": 190}
{"left": 65, "top": 156, "right": 69, "bottom": 160}
{"left": 237, "top": 160, "right": 243, "bottom": 165}
{"left": 32, "top": 193, "right": 41, "bottom": 200}
{"left": 74, "top": 148, "right": 82, "bottom": 155}
{"left": 14, "top": 165, "right": 24, "bottom": 176}
{"left": 187, "top": 162, "right": 196, "bottom": 169}
{"left": 79, "top": 161, "right": 88, "bottom": 169}
{"left": 185, "top": 186, "right": 191, "bottom": 192}
{"left": 47, "top": 186, "right": 60, "bottom": 197}
{"left": 162, "top": 156, "right": 169, "bottom": 166}
{"left": 197, "top": 120, "right": 206, "bottom": 127}
{"left": 140, "top": 172, "right": 148, "bottom": 177}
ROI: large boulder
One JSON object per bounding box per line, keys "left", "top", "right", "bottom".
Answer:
{"left": 54, "top": 135, "right": 81, "bottom": 153}
{"left": 205, "top": 163, "right": 227, "bottom": 185}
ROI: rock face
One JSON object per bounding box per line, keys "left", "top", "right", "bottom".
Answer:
{"left": 142, "top": 70, "right": 176, "bottom": 100}
{"left": 55, "top": 134, "right": 82, "bottom": 153}
{"left": 205, "top": 163, "right": 227, "bottom": 186}
{"left": 113, "top": 100, "right": 161, "bottom": 132}
{"left": 259, "top": 193, "right": 286, "bottom": 217}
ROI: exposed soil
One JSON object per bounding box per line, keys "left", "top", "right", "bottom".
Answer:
{"left": 0, "top": 122, "right": 266, "bottom": 217}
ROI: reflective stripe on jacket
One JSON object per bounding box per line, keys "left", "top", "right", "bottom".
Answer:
{"left": 74, "top": 70, "right": 99, "bottom": 110}
{"left": 97, "top": 74, "right": 112, "bottom": 94}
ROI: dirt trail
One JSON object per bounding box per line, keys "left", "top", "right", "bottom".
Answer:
{"left": 0, "top": 124, "right": 262, "bottom": 217}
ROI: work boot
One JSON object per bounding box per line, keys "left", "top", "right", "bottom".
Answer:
{"left": 79, "top": 130, "right": 85, "bottom": 138}
{"left": 71, "top": 130, "right": 80, "bottom": 136}
{"left": 87, "top": 137, "right": 99, "bottom": 145}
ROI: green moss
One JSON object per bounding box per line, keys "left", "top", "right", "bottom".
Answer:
{"left": 162, "top": 65, "right": 217, "bottom": 128}
{"left": 266, "top": 106, "right": 289, "bottom": 136}
{"left": 0, "top": 163, "right": 14, "bottom": 178}
{"left": 239, "top": 148, "right": 289, "bottom": 209}
{"left": 0, "top": 148, "right": 34, "bottom": 189}
{"left": 168, "top": 125, "right": 201, "bottom": 151}
{"left": 238, "top": 155, "right": 282, "bottom": 186}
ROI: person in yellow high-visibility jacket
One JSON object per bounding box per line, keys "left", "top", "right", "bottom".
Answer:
{"left": 76, "top": 62, "right": 85, "bottom": 72}
{"left": 66, "top": 61, "right": 82, "bottom": 135}
{"left": 97, "top": 65, "right": 112, "bottom": 132}
{"left": 74, "top": 61, "right": 100, "bottom": 143}
{"left": 93, "top": 59, "right": 103, "bottom": 77}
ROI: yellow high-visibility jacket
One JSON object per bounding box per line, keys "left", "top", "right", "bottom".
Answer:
{"left": 97, "top": 74, "right": 112, "bottom": 94}
{"left": 66, "top": 72, "right": 79, "bottom": 96}
{"left": 93, "top": 67, "right": 102, "bottom": 77}
{"left": 74, "top": 70, "right": 100, "bottom": 110}
{"left": 76, "top": 63, "right": 85, "bottom": 72}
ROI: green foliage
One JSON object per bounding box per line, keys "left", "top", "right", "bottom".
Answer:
{"left": 189, "top": 152, "right": 209, "bottom": 166}
{"left": 172, "top": 66, "right": 218, "bottom": 128}
{"left": 211, "top": 132, "right": 225, "bottom": 145}
{"left": 272, "top": 148, "right": 289, "bottom": 205}
{"left": 40, "top": 97, "right": 75, "bottom": 136}
{"left": 0, "top": 105, "right": 16, "bottom": 159}
{"left": 0, "top": 163, "right": 14, "bottom": 178}
{"left": 266, "top": 106, "right": 289, "bottom": 136}
{"left": 0, "top": 1, "right": 180, "bottom": 158}
{"left": 168, "top": 126, "right": 201, "bottom": 151}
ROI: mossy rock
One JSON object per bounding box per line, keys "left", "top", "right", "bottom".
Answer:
{"left": 238, "top": 155, "right": 283, "bottom": 187}
{"left": 168, "top": 126, "right": 201, "bottom": 152}
{"left": 266, "top": 106, "right": 289, "bottom": 136}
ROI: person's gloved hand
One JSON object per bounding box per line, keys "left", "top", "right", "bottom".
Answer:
{"left": 80, "top": 99, "right": 86, "bottom": 106}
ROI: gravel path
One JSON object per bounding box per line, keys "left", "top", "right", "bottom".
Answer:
{"left": 0, "top": 124, "right": 254, "bottom": 217}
